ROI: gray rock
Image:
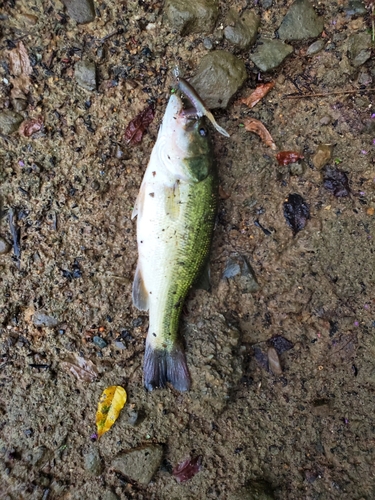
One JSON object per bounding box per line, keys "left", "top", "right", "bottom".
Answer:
{"left": 278, "top": 0, "right": 324, "bottom": 41}
{"left": 203, "top": 37, "right": 213, "bottom": 50}
{"left": 0, "top": 237, "right": 11, "bottom": 255}
{"left": 224, "top": 9, "right": 260, "bottom": 49}
{"left": 348, "top": 32, "right": 372, "bottom": 67}
{"left": 345, "top": 0, "right": 367, "bottom": 16}
{"left": 33, "top": 312, "right": 59, "bottom": 328}
{"left": 164, "top": 0, "right": 219, "bottom": 35}
{"left": 190, "top": 51, "right": 247, "bottom": 108}
{"left": 102, "top": 492, "right": 119, "bottom": 500}
{"left": 306, "top": 39, "right": 325, "bottom": 56}
{"left": 75, "top": 60, "right": 97, "bottom": 91}
{"left": 12, "top": 98, "right": 28, "bottom": 111}
{"left": 289, "top": 161, "right": 306, "bottom": 176}
{"left": 222, "top": 255, "right": 259, "bottom": 293}
{"left": 112, "top": 445, "right": 163, "bottom": 485}
{"left": 62, "top": 0, "right": 96, "bottom": 24}
{"left": 261, "top": 0, "right": 273, "bottom": 8}
{"left": 250, "top": 39, "right": 293, "bottom": 72}
{"left": 83, "top": 445, "right": 103, "bottom": 476}
{"left": 93, "top": 336, "right": 107, "bottom": 349}
{"left": 0, "top": 110, "right": 23, "bottom": 134}
{"left": 232, "top": 481, "right": 275, "bottom": 499}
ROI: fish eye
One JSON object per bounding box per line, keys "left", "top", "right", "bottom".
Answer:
{"left": 199, "top": 127, "right": 207, "bottom": 137}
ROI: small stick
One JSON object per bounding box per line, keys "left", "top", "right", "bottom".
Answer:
{"left": 8, "top": 208, "right": 21, "bottom": 269}
{"left": 284, "top": 88, "right": 375, "bottom": 99}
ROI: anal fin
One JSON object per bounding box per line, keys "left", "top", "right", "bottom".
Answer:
{"left": 132, "top": 263, "right": 149, "bottom": 311}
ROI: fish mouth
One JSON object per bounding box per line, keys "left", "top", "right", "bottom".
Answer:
{"left": 161, "top": 93, "right": 198, "bottom": 133}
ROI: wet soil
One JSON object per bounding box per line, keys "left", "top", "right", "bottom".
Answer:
{"left": 1, "top": 1, "right": 375, "bottom": 499}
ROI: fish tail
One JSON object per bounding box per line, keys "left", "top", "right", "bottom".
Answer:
{"left": 144, "top": 341, "right": 191, "bottom": 392}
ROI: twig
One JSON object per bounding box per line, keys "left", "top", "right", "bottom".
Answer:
{"left": 284, "top": 88, "right": 375, "bottom": 99}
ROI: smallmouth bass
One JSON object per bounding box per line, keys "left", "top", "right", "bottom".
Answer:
{"left": 132, "top": 88, "right": 219, "bottom": 391}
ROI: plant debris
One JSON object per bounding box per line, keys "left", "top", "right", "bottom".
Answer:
{"left": 240, "top": 82, "right": 275, "bottom": 108}
{"left": 7, "top": 41, "right": 33, "bottom": 99}
{"left": 276, "top": 151, "right": 304, "bottom": 166}
{"left": 172, "top": 455, "right": 202, "bottom": 483}
{"left": 244, "top": 118, "right": 277, "bottom": 150}
{"left": 19, "top": 116, "right": 43, "bottom": 137}
{"left": 8, "top": 208, "right": 21, "bottom": 269}
{"left": 125, "top": 105, "right": 155, "bottom": 145}
{"left": 268, "top": 335, "right": 294, "bottom": 354}
{"left": 283, "top": 193, "right": 310, "bottom": 234}
{"left": 267, "top": 347, "right": 282, "bottom": 375}
{"left": 60, "top": 354, "right": 98, "bottom": 382}
{"left": 323, "top": 166, "right": 350, "bottom": 197}
{"left": 96, "top": 386, "right": 127, "bottom": 438}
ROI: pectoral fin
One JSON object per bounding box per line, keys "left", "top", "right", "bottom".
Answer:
{"left": 132, "top": 183, "right": 146, "bottom": 219}
{"left": 132, "top": 263, "right": 149, "bottom": 311}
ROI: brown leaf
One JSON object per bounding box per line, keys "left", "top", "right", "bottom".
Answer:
{"left": 276, "top": 151, "right": 304, "bottom": 166}
{"left": 172, "top": 456, "right": 202, "bottom": 483}
{"left": 7, "top": 41, "right": 32, "bottom": 99}
{"left": 60, "top": 353, "right": 98, "bottom": 382}
{"left": 124, "top": 105, "right": 155, "bottom": 145}
{"left": 240, "top": 82, "right": 275, "bottom": 108}
{"left": 19, "top": 116, "right": 43, "bottom": 137}
{"left": 244, "top": 119, "right": 277, "bottom": 150}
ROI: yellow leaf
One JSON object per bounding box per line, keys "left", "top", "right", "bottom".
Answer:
{"left": 96, "top": 386, "right": 127, "bottom": 438}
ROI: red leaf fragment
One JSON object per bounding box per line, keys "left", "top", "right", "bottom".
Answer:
{"left": 125, "top": 105, "right": 155, "bottom": 145}
{"left": 172, "top": 455, "right": 202, "bottom": 483}
{"left": 276, "top": 151, "right": 304, "bottom": 166}
{"left": 240, "top": 82, "right": 275, "bottom": 108}
{"left": 19, "top": 116, "right": 43, "bottom": 137}
{"left": 244, "top": 118, "right": 277, "bottom": 150}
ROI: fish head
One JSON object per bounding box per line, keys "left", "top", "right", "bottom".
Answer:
{"left": 159, "top": 94, "right": 214, "bottom": 182}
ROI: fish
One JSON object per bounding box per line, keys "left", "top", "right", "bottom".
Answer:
{"left": 132, "top": 89, "right": 218, "bottom": 391}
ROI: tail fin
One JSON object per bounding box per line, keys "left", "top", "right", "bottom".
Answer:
{"left": 144, "top": 342, "right": 190, "bottom": 392}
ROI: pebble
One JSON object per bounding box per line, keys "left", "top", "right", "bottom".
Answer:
{"left": 83, "top": 445, "right": 103, "bottom": 476}
{"left": 75, "top": 60, "right": 97, "bottom": 91}
{"left": 224, "top": 8, "right": 260, "bottom": 49}
{"left": 190, "top": 50, "right": 247, "bottom": 108}
{"left": 164, "top": 0, "right": 219, "bottom": 35}
{"left": 93, "top": 336, "right": 107, "bottom": 349}
{"left": 250, "top": 39, "right": 293, "bottom": 72}
{"left": 312, "top": 144, "right": 334, "bottom": 169}
{"left": 267, "top": 347, "right": 283, "bottom": 375}
{"left": 62, "top": 0, "right": 96, "bottom": 24}
{"left": 203, "top": 37, "right": 213, "bottom": 50}
{"left": 111, "top": 444, "right": 163, "bottom": 485}
{"left": 0, "top": 110, "right": 23, "bottom": 134}
{"left": 33, "top": 312, "right": 59, "bottom": 328}
{"left": 0, "top": 237, "right": 11, "bottom": 255}
{"left": 278, "top": 0, "right": 323, "bottom": 41}
{"left": 306, "top": 39, "right": 325, "bottom": 56}
{"left": 222, "top": 255, "right": 259, "bottom": 293}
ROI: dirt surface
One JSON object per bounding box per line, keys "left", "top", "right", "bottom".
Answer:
{"left": 1, "top": 1, "right": 375, "bottom": 499}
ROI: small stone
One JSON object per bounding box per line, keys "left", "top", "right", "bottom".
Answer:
{"left": 33, "top": 312, "right": 59, "bottom": 328}
{"left": 164, "top": 0, "right": 219, "bottom": 35}
{"left": 114, "top": 340, "right": 126, "bottom": 349}
{"left": 62, "top": 0, "right": 96, "bottom": 24}
{"left": 278, "top": 0, "right": 324, "bottom": 41}
{"left": 0, "top": 110, "right": 23, "bottom": 134}
{"left": 224, "top": 9, "right": 260, "bottom": 49}
{"left": 348, "top": 32, "right": 372, "bottom": 67}
{"left": 190, "top": 51, "right": 247, "bottom": 108}
{"left": 83, "top": 445, "right": 103, "bottom": 476}
{"left": 319, "top": 116, "right": 331, "bottom": 126}
{"left": 203, "top": 37, "right": 213, "bottom": 50}
{"left": 12, "top": 98, "right": 28, "bottom": 111}
{"left": 260, "top": 0, "right": 273, "bottom": 8}
{"left": 222, "top": 255, "right": 259, "bottom": 293}
{"left": 312, "top": 144, "right": 333, "bottom": 169}
{"left": 289, "top": 161, "right": 306, "bottom": 176}
{"left": 112, "top": 445, "right": 163, "bottom": 485}
{"left": 127, "top": 408, "right": 139, "bottom": 426}
{"left": 345, "top": 0, "right": 367, "bottom": 16}
{"left": 75, "top": 60, "right": 97, "bottom": 91}
{"left": 102, "top": 492, "right": 119, "bottom": 500}
{"left": 250, "top": 39, "right": 293, "bottom": 72}
{"left": 0, "top": 237, "right": 11, "bottom": 255}
{"left": 306, "top": 39, "right": 325, "bottom": 56}
{"left": 267, "top": 347, "right": 282, "bottom": 375}
{"left": 232, "top": 481, "right": 275, "bottom": 499}
{"left": 93, "top": 336, "right": 107, "bottom": 349}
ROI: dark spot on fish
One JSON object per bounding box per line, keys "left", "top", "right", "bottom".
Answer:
{"left": 152, "top": 171, "right": 156, "bottom": 176}
{"left": 153, "top": 332, "right": 157, "bottom": 337}
{"left": 149, "top": 192, "right": 154, "bottom": 197}
{"left": 140, "top": 240, "right": 143, "bottom": 243}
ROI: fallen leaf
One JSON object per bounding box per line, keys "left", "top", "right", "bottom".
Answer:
{"left": 172, "top": 456, "right": 202, "bottom": 483}
{"left": 218, "top": 185, "right": 231, "bottom": 199}
{"left": 7, "top": 41, "right": 32, "bottom": 99}
{"left": 240, "top": 82, "right": 275, "bottom": 108}
{"left": 267, "top": 347, "right": 282, "bottom": 375}
{"left": 322, "top": 166, "right": 350, "bottom": 197}
{"left": 125, "top": 105, "right": 155, "bottom": 145}
{"left": 244, "top": 119, "right": 277, "bottom": 150}
{"left": 276, "top": 151, "right": 304, "bottom": 166}
{"left": 19, "top": 116, "right": 43, "bottom": 137}
{"left": 268, "top": 335, "right": 294, "bottom": 354}
{"left": 60, "top": 353, "right": 98, "bottom": 382}
{"left": 283, "top": 193, "right": 310, "bottom": 234}
{"left": 96, "top": 386, "right": 127, "bottom": 438}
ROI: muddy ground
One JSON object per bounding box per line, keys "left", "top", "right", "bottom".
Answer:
{"left": 1, "top": 0, "right": 375, "bottom": 499}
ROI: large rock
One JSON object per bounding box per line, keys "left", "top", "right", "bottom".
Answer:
{"left": 75, "top": 60, "right": 97, "bottom": 91}
{"left": 250, "top": 39, "right": 293, "bottom": 72}
{"left": 347, "top": 32, "right": 372, "bottom": 67}
{"left": 164, "top": 0, "right": 219, "bottom": 35}
{"left": 62, "top": 0, "right": 96, "bottom": 24}
{"left": 224, "top": 9, "right": 260, "bottom": 49}
{"left": 190, "top": 51, "right": 247, "bottom": 108}
{"left": 111, "top": 445, "right": 163, "bottom": 485}
{"left": 0, "top": 110, "right": 23, "bottom": 134}
{"left": 278, "top": 0, "right": 324, "bottom": 41}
